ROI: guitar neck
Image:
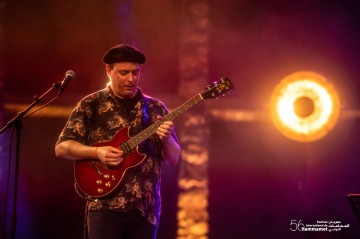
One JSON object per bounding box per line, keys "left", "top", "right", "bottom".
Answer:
{"left": 127, "top": 94, "right": 204, "bottom": 149}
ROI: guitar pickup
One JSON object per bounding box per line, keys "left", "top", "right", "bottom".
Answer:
{"left": 120, "top": 142, "right": 132, "bottom": 156}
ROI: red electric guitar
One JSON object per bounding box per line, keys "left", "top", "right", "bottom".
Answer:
{"left": 74, "top": 77, "right": 234, "bottom": 199}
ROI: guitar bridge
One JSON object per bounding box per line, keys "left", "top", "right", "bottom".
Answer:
{"left": 120, "top": 142, "right": 132, "bottom": 156}
{"left": 92, "top": 161, "right": 104, "bottom": 176}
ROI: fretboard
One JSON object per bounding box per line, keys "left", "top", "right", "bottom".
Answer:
{"left": 127, "top": 94, "right": 204, "bottom": 149}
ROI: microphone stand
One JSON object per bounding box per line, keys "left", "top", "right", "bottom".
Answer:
{"left": 0, "top": 81, "right": 62, "bottom": 239}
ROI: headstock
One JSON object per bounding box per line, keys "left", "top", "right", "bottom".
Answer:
{"left": 201, "top": 77, "right": 234, "bottom": 100}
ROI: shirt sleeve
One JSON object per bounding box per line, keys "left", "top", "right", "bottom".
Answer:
{"left": 149, "top": 99, "right": 179, "bottom": 159}
{"left": 56, "top": 100, "right": 89, "bottom": 145}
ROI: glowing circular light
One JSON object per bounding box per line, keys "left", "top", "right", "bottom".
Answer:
{"left": 270, "top": 71, "right": 340, "bottom": 142}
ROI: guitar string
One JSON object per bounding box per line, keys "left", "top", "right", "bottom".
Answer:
{"left": 126, "top": 94, "right": 203, "bottom": 149}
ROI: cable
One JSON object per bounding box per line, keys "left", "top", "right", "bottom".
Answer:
{"left": 23, "top": 95, "right": 60, "bottom": 118}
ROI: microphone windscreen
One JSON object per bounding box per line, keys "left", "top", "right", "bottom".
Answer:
{"left": 66, "top": 70, "right": 76, "bottom": 79}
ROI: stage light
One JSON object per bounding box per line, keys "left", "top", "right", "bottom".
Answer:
{"left": 270, "top": 71, "right": 340, "bottom": 142}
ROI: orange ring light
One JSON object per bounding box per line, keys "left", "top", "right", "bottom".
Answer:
{"left": 270, "top": 71, "right": 340, "bottom": 142}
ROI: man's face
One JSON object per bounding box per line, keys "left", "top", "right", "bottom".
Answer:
{"left": 106, "top": 62, "right": 141, "bottom": 99}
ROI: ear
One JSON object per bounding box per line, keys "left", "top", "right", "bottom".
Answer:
{"left": 105, "top": 64, "right": 112, "bottom": 77}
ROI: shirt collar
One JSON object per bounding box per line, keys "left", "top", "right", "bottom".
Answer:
{"left": 105, "top": 85, "right": 145, "bottom": 102}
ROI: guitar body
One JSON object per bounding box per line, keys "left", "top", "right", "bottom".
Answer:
{"left": 74, "top": 127, "right": 147, "bottom": 199}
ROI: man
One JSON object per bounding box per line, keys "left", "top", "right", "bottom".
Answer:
{"left": 55, "top": 44, "right": 180, "bottom": 239}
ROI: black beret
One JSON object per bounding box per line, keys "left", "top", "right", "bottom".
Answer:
{"left": 103, "top": 44, "right": 146, "bottom": 64}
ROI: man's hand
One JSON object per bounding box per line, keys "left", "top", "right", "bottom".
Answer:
{"left": 156, "top": 115, "right": 174, "bottom": 141}
{"left": 96, "top": 146, "right": 124, "bottom": 166}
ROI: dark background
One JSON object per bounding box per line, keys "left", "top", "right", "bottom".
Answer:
{"left": 1, "top": 0, "right": 360, "bottom": 238}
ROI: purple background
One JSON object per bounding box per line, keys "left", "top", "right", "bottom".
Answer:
{"left": 2, "top": 0, "right": 360, "bottom": 238}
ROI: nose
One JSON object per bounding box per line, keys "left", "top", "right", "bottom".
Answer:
{"left": 128, "top": 73, "right": 135, "bottom": 82}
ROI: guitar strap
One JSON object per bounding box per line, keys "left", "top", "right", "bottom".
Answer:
{"left": 140, "top": 96, "right": 163, "bottom": 158}
{"left": 141, "top": 96, "right": 150, "bottom": 127}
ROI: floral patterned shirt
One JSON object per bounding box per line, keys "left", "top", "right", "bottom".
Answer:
{"left": 56, "top": 86, "right": 177, "bottom": 227}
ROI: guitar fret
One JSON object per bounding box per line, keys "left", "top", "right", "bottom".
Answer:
{"left": 127, "top": 94, "right": 203, "bottom": 149}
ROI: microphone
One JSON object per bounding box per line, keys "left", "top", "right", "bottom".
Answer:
{"left": 58, "top": 70, "right": 76, "bottom": 96}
